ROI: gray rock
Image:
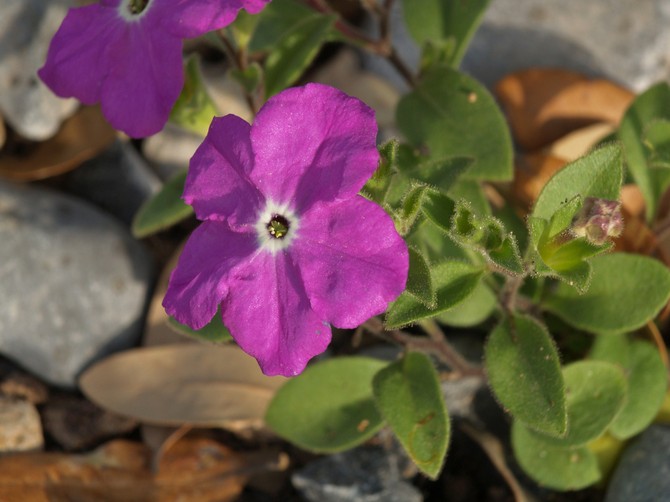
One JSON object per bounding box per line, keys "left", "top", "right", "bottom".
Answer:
{"left": 368, "top": 0, "right": 670, "bottom": 92}
{"left": 0, "top": 396, "right": 43, "bottom": 452}
{"left": 61, "top": 141, "right": 162, "bottom": 226}
{"left": 606, "top": 424, "right": 670, "bottom": 502}
{"left": 0, "top": 0, "right": 78, "bottom": 140}
{"left": 463, "top": 0, "right": 670, "bottom": 91}
{"left": 292, "top": 446, "right": 423, "bottom": 502}
{"left": 0, "top": 180, "right": 153, "bottom": 387}
{"left": 441, "top": 375, "right": 485, "bottom": 422}
{"left": 143, "top": 124, "right": 203, "bottom": 181}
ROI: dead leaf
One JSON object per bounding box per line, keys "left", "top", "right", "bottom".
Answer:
{"left": 0, "top": 115, "right": 5, "bottom": 150}
{"left": 495, "top": 69, "right": 633, "bottom": 151}
{"left": 545, "top": 122, "right": 615, "bottom": 162}
{"left": 511, "top": 152, "right": 567, "bottom": 209}
{"left": 0, "top": 106, "right": 116, "bottom": 181}
{"left": 0, "top": 437, "right": 284, "bottom": 501}
{"left": 79, "top": 345, "right": 286, "bottom": 430}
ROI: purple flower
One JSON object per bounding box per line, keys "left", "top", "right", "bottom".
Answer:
{"left": 163, "top": 84, "right": 409, "bottom": 376}
{"left": 38, "top": 0, "right": 269, "bottom": 138}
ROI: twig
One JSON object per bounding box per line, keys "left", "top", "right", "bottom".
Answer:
{"left": 646, "top": 320, "right": 670, "bottom": 372}
{"left": 216, "top": 30, "right": 261, "bottom": 115}
{"left": 365, "top": 317, "right": 484, "bottom": 377}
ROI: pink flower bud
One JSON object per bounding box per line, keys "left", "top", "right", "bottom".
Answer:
{"left": 571, "top": 197, "right": 623, "bottom": 245}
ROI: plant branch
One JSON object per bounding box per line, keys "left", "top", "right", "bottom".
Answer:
{"left": 217, "top": 30, "right": 261, "bottom": 115}
{"left": 365, "top": 317, "right": 484, "bottom": 377}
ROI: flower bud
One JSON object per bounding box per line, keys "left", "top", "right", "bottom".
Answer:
{"left": 571, "top": 197, "right": 623, "bottom": 245}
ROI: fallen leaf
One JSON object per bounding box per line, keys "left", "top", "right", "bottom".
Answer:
{"left": 511, "top": 152, "right": 566, "bottom": 209}
{"left": 0, "top": 106, "right": 116, "bottom": 181}
{"left": 80, "top": 345, "right": 286, "bottom": 430}
{"left": 495, "top": 69, "right": 634, "bottom": 150}
{"left": 0, "top": 437, "right": 284, "bottom": 501}
{"left": 546, "top": 123, "right": 615, "bottom": 162}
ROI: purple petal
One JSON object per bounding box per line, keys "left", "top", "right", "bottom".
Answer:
{"left": 250, "top": 84, "right": 380, "bottom": 212}
{"left": 163, "top": 0, "right": 271, "bottom": 38}
{"left": 38, "top": 4, "right": 124, "bottom": 105}
{"left": 100, "top": 16, "right": 184, "bottom": 137}
{"left": 163, "top": 221, "right": 257, "bottom": 329}
{"left": 293, "top": 196, "right": 408, "bottom": 328}
{"left": 185, "top": 115, "right": 264, "bottom": 225}
{"left": 222, "top": 252, "right": 332, "bottom": 376}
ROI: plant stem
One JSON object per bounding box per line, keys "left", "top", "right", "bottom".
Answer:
{"left": 365, "top": 317, "right": 484, "bottom": 377}
{"left": 217, "top": 30, "right": 261, "bottom": 115}
{"left": 303, "top": 0, "right": 417, "bottom": 88}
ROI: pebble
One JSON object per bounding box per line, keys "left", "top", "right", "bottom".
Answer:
{"left": 0, "top": 180, "right": 153, "bottom": 387}
{"left": 60, "top": 140, "right": 162, "bottom": 226}
{"left": 0, "top": 396, "right": 43, "bottom": 452}
{"left": 0, "top": 0, "right": 78, "bottom": 140}
{"left": 606, "top": 424, "right": 670, "bottom": 502}
{"left": 292, "top": 445, "right": 423, "bottom": 502}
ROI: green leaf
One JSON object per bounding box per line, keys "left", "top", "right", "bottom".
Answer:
{"left": 169, "top": 56, "right": 219, "bottom": 136}
{"left": 265, "top": 357, "right": 387, "bottom": 453}
{"left": 530, "top": 361, "right": 627, "bottom": 447}
{"left": 485, "top": 314, "right": 567, "bottom": 437}
{"left": 531, "top": 143, "right": 623, "bottom": 221}
{"left": 448, "top": 179, "right": 491, "bottom": 215}
{"left": 543, "top": 253, "right": 670, "bottom": 335}
{"left": 511, "top": 421, "right": 601, "bottom": 491}
{"left": 386, "top": 261, "right": 485, "bottom": 329}
{"left": 448, "top": 201, "right": 524, "bottom": 275}
{"left": 618, "top": 82, "right": 670, "bottom": 220}
{"left": 260, "top": 5, "right": 336, "bottom": 97}
{"left": 420, "top": 189, "right": 456, "bottom": 231}
{"left": 132, "top": 170, "right": 193, "bottom": 238}
{"left": 167, "top": 315, "right": 232, "bottom": 344}
{"left": 248, "top": 0, "right": 318, "bottom": 51}
{"left": 590, "top": 335, "right": 668, "bottom": 439}
{"left": 403, "top": 156, "right": 474, "bottom": 191}
{"left": 406, "top": 247, "right": 436, "bottom": 308}
{"left": 373, "top": 352, "right": 450, "bottom": 479}
{"left": 229, "top": 10, "right": 260, "bottom": 49}
{"left": 397, "top": 66, "right": 513, "bottom": 181}
{"left": 401, "top": 0, "right": 490, "bottom": 68}
{"left": 363, "top": 141, "right": 398, "bottom": 204}
{"left": 644, "top": 119, "right": 670, "bottom": 168}
{"left": 436, "top": 280, "right": 497, "bottom": 327}
{"left": 396, "top": 184, "right": 429, "bottom": 234}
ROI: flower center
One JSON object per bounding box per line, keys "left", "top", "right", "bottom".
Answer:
{"left": 267, "top": 214, "right": 290, "bottom": 239}
{"left": 128, "top": 0, "right": 150, "bottom": 15}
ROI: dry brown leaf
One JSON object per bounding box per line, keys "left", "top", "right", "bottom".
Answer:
{"left": 80, "top": 344, "right": 286, "bottom": 430}
{"left": 511, "top": 152, "right": 567, "bottom": 209}
{"left": 545, "top": 122, "right": 615, "bottom": 162}
{"left": 495, "top": 69, "right": 633, "bottom": 151}
{"left": 0, "top": 106, "right": 115, "bottom": 181}
{"left": 0, "top": 116, "right": 5, "bottom": 150}
{"left": 0, "top": 437, "right": 283, "bottom": 501}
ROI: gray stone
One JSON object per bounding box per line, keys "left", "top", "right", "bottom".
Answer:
{"left": 292, "top": 445, "right": 423, "bottom": 502}
{"left": 143, "top": 124, "right": 203, "bottom": 181}
{"left": 0, "top": 396, "right": 43, "bottom": 452}
{"left": 606, "top": 424, "right": 670, "bottom": 502}
{"left": 441, "top": 375, "right": 485, "bottom": 422}
{"left": 0, "top": 180, "right": 153, "bottom": 387}
{"left": 368, "top": 0, "right": 670, "bottom": 92}
{"left": 0, "top": 0, "right": 78, "bottom": 140}
{"left": 61, "top": 140, "right": 162, "bottom": 226}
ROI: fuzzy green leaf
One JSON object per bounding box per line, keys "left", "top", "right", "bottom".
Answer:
{"left": 132, "top": 170, "right": 193, "bottom": 238}
{"left": 373, "top": 352, "right": 450, "bottom": 479}
{"left": 401, "top": 0, "right": 490, "bottom": 68}
{"left": 531, "top": 144, "right": 623, "bottom": 221}
{"left": 590, "top": 335, "right": 668, "bottom": 439}
{"left": 397, "top": 66, "right": 513, "bottom": 181}
{"left": 406, "top": 247, "right": 436, "bottom": 307}
{"left": 265, "top": 357, "right": 387, "bottom": 453}
{"left": 543, "top": 253, "right": 670, "bottom": 335}
{"left": 386, "top": 261, "right": 484, "bottom": 329}
{"left": 644, "top": 119, "right": 670, "bottom": 168}
{"left": 530, "top": 361, "right": 626, "bottom": 447}
{"left": 618, "top": 82, "right": 670, "bottom": 220}
{"left": 512, "top": 421, "right": 601, "bottom": 491}
{"left": 437, "top": 280, "right": 497, "bottom": 327}
{"left": 169, "top": 56, "right": 219, "bottom": 136}
{"left": 485, "top": 315, "right": 567, "bottom": 437}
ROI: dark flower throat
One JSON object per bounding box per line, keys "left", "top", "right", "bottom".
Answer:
{"left": 129, "top": 0, "right": 150, "bottom": 15}
{"left": 267, "top": 214, "right": 290, "bottom": 239}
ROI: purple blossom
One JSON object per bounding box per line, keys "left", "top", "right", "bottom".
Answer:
{"left": 163, "top": 84, "right": 409, "bottom": 376}
{"left": 38, "top": 0, "right": 269, "bottom": 138}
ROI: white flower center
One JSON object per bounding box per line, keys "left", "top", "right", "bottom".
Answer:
{"left": 255, "top": 201, "right": 300, "bottom": 255}
{"left": 118, "top": 0, "right": 152, "bottom": 21}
